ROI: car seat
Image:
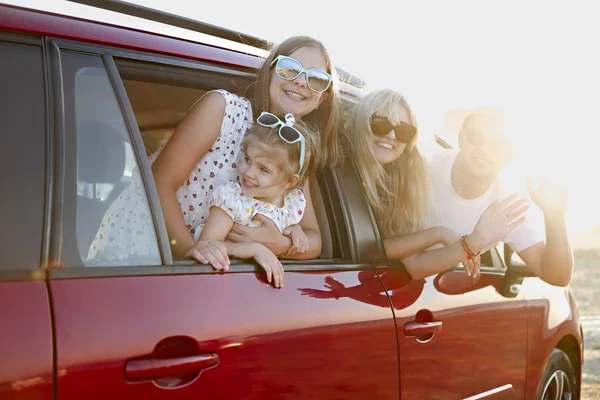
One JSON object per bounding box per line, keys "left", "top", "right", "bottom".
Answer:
{"left": 75, "top": 121, "right": 127, "bottom": 260}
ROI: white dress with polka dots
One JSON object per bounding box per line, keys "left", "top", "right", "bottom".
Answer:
{"left": 87, "top": 89, "right": 252, "bottom": 263}
{"left": 193, "top": 181, "right": 306, "bottom": 241}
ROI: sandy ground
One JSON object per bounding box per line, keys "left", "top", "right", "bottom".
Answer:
{"left": 569, "top": 248, "right": 600, "bottom": 399}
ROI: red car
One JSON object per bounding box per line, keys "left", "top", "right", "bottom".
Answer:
{"left": 0, "top": 1, "right": 583, "bottom": 399}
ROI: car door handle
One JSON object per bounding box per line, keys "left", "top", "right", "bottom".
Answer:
{"left": 125, "top": 353, "right": 219, "bottom": 382}
{"left": 404, "top": 321, "right": 442, "bottom": 336}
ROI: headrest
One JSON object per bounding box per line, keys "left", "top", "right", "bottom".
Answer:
{"left": 77, "top": 121, "right": 127, "bottom": 184}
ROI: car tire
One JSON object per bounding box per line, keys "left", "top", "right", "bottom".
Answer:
{"left": 537, "top": 348, "right": 578, "bottom": 400}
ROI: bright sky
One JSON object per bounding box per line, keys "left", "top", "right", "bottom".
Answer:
{"left": 5, "top": 0, "right": 600, "bottom": 232}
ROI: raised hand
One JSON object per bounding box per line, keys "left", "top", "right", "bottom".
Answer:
{"left": 527, "top": 175, "right": 568, "bottom": 218}
{"left": 469, "top": 193, "right": 529, "bottom": 252}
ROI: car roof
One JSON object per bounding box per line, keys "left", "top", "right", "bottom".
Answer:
{"left": 0, "top": 1, "right": 365, "bottom": 99}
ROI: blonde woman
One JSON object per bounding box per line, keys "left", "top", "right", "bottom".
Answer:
{"left": 346, "top": 89, "right": 527, "bottom": 280}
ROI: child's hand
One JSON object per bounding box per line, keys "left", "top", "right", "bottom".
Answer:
{"left": 283, "top": 224, "right": 308, "bottom": 255}
{"left": 252, "top": 243, "right": 284, "bottom": 288}
{"left": 185, "top": 240, "right": 230, "bottom": 271}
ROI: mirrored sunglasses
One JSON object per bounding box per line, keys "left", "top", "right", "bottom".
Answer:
{"left": 271, "top": 55, "right": 333, "bottom": 93}
{"left": 256, "top": 111, "right": 306, "bottom": 173}
{"left": 370, "top": 116, "right": 417, "bottom": 144}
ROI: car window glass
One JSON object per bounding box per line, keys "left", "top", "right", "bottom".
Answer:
{"left": 61, "top": 52, "right": 161, "bottom": 266}
{"left": 0, "top": 41, "right": 45, "bottom": 270}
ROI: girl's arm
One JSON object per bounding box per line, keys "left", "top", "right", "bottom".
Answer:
{"left": 191, "top": 207, "right": 284, "bottom": 287}
{"left": 152, "top": 92, "right": 226, "bottom": 258}
{"left": 383, "top": 226, "right": 460, "bottom": 260}
{"left": 401, "top": 194, "right": 528, "bottom": 280}
{"left": 401, "top": 239, "right": 475, "bottom": 280}
{"left": 226, "top": 176, "right": 322, "bottom": 259}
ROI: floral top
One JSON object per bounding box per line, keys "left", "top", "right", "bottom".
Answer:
{"left": 193, "top": 181, "right": 306, "bottom": 241}
{"left": 87, "top": 89, "right": 252, "bottom": 262}
{"left": 151, "top": 89, "right": 252, "bottom": 238}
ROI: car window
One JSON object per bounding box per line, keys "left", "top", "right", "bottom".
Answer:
{"left": 0, "top": 40, "right": 45, "bottom": 270}
{"left": 116, "top": 60, "right": 341, "bottom": 261}
{"left": 60, "top": 51, "right": 161, "bottom": 267}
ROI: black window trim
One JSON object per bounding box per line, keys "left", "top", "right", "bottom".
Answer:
{"left": 46, "top": 38, "right": 171, "bottom": 267}
{"left": 49, "top": 261, "right": 374, "bottom": 279}
{"left": 46, "top": 38, "right": 68, "bottom": 273}
{"left": 103, "top": 54, "right": 173, "bottom": 265}
{"left": 47, "top": 37, "right": 257, "bottom": 80}
{"left": 0, "top": 30, "right": 41, "bottom": 45}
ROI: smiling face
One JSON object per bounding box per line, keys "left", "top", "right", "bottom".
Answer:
{"left": 458, "top": 113, "right": 512, "bottom": 179}
{"left": 369, "top": 107, "right": 412, "bottom": 165}
{"left": 269, "top": 46, "right": 329, "bottom": 118}
{"left": 238, "top": 142, "right": 298, "bottom": 206}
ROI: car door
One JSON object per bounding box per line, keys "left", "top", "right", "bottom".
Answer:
{"left": 374, "top": 247, "right": 528, "bottom": 399}
{"left": 47, "top": 39, "right": 400, "bottom": 400}
{"left": 0, "top": 34, "right": 53, "bottom": 400}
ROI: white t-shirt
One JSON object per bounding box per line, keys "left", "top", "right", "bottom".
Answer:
{"left": 424, "top": 149, "right": 545, "bottom": 253}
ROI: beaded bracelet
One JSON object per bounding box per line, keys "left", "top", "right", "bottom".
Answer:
{"left": 460, "top": 235, "right": 481, "bottom": 261}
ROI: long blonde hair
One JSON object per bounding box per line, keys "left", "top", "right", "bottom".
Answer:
{"left": 346, "top": 89, "right": 429, "bottom": 237}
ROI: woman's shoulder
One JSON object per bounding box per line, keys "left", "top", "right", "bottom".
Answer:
{"left": 206, "top": 90, "right": 251, "bottom": 111}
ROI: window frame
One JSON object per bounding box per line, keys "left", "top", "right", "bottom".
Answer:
{"left": 46, "top": 37, "right": 170, "bottom": 269}
{"left": 46, "top": 38, "right": 371, "bottom": 279}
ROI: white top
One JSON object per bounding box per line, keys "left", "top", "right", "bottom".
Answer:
{"left": 88, "top": 89, "right": 252, "bottom": 262}
{"left": 162, "top": 89, "right": 253, "bottom": 239}
{"left": 424, "top": 149, "right": 545, "bottom": 252}
{"left": 193, "top": 181, "right": 306, "bottom": 241}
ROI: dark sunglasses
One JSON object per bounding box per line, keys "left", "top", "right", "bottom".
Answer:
{"left": 464, "top": 129, "right": 508, "bottom": 147}
{"left": 464, "top": 128, "right": 514, "bottom": 158}
{"left": 271, "top": 55, "right": 333, "bottom": 93}
{"left": 370, "top": 116, "right": 417, "bottom": 144}
{"left": 256, "top": 112, "right": 305, "bottom": 173}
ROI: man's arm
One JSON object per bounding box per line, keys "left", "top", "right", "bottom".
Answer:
{"left": 516, "top": 213, "right": 573, "bottom": 287}
{"left": 517, "top": 176, "right": 573, "bottom": 287}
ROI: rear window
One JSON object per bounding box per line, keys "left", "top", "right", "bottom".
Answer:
{"left": 0, "top": 40, "right": 45, "bottom": 270}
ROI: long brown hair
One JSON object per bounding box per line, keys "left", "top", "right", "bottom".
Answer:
{"left": 346, "top": 89, "right": 429, "bottom": 237}
{"left": 252, "top": 36, "right": 341, "bottom": 169}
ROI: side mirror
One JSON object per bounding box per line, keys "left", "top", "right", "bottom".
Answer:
{"left": 501, "top": 245, "right": 535, "bottom": 298}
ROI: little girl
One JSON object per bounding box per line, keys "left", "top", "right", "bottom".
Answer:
{"left": 186, "top": 112, "right": 319, "bottom": 288}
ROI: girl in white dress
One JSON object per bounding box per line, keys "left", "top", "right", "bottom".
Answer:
{"left": 153, "top": 36, "right": 341, "bottom": 263}
{"left": 188, "top": 113, "right": 319, "bottom": 288}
